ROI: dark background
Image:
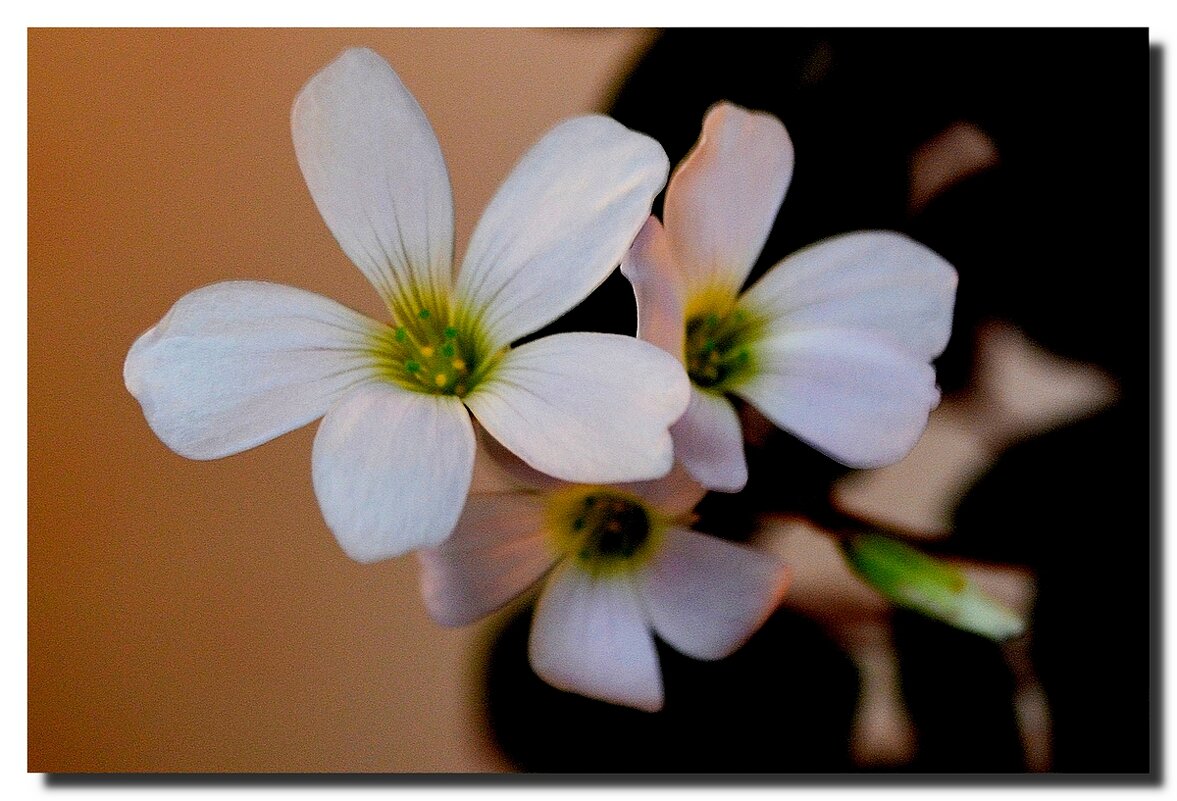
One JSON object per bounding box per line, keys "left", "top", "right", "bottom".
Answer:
{"left": 487, "top": 29, "right": 1152, "bottom": 774}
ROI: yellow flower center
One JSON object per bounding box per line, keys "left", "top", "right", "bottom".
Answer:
{"left": 546, "top": 487, "right": 663, "bottom": 576}
{"left": 370, "top": 303, "right": 498, "bottom": 397}
{"left": 683, "top": 299, "right": 761, "bottom": 391}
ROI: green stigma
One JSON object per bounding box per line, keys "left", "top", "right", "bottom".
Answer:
{"left": 683, "top": 303, "right": 761, "bottom": 390}
{"left": 548, "top": 488, "right": 662, "bottom": 575}
{"left": 370, "top": 300, "right": 499, "bottom": 397}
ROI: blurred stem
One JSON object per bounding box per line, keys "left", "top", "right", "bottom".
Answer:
{"left": 805, "top": 505, "right": 946, "bottom": 551}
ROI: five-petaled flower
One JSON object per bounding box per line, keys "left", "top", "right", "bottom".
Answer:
{"left": 418, "top": 439, "right": 791, "bottom": 712}
{"left": 622, "top": 102, "right": 958, "bottom": 492}
{"left": 124, "top": 48, "right": 688, "bottom": 562}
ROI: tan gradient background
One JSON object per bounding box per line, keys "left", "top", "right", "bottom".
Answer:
{"left": 29, "top": 27, "right": 655, "bottom": 772}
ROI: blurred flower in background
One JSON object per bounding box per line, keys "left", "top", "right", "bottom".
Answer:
{"left": 623, "top": 101, "right": 956, "bottom": 492}
{"left": 419, "top": 438, "right": 790, "bottom": 712}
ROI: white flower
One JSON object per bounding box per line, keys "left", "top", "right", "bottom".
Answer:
{"left": 124, "top": 48, "right": 688, "bottom": 563}
{"left": 418, "top": 441, "right": 791, "bottom": 712}
{"left": 622, "top": 102, "right": 958, "bottom": 492}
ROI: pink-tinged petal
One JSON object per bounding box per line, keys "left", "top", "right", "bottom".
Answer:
{"left": 292, "top": 48, "right": 454, "bottom": 316}
{"left": 469, "top": 425, "right": 566, "bottom": 495}
{"left": 124, "top": 281, "right": 382, "bottom": 460}
{"left": 418, "top": 489, "right": 558, "bottom": 627}
{"left": 311, "top": 383, "right": 474, "bottom": 563}
{"left": 664, "top": 102, "right": 794, "bottom": 296}
{"left": 620, "top": 216, "right": 686, "bottom": 361}
{"left": 735, "top": 328, "right": 941, "bottom": 469}
{"left": 456, "top": 116, "right": 669, "bottom": 347}
{"left": 637, "top": 527, "right": 791, "bottom": 661}
{"left": 740, "top": 231, "right": 958, "bottom": 361}
{"left": 529, "top": 562, "right": 663, "bottom": 712}
{"left": 671, "top": 387, "right": 748, "bottom": 493}
{"left": 620, "top": 460, "right": 707, "bottom": 520}
{"left": 465, "top": 333, "right": 689, "bottom": 484}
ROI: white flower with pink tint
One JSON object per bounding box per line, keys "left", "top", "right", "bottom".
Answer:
{"left": 623, "top": 102, "right": 957, "bottom": 492}
{"left": 418, "top": 444, "right": 790, "bottom": 712}
{"left": 124, "top": 48, "right": 688, "bottom": 563}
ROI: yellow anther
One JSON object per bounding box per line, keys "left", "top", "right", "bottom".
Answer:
{"left": 434, "top": 373, "right": 447, "bottom": 388}
{"left": 451, "top": 358, "right": 466, "bottom": 371}
{"left": 419, "top": 345, "right": 435, "bottom": 358}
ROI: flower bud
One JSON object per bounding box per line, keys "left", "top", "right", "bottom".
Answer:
{"left": 842, "top": 532, "right": 1025, "bottom": 641}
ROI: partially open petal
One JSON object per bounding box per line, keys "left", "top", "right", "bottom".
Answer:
{"left": 465, "top": 332, "right": 689, "bottom": 483}
{"left": 735, "top": 328, "right": 940, "bottom": 469}
{"left": 312, "top": 383, "right": 475, "bottom": 562}
{"left": 620, "top": 460, "right": 708, "bottom": 520}
{"left": 740, "top": 231, "right": 957, "bottom": 361}
{"left": 418, "top": 489, "right": 557, "bottom": 627}
{"left": 456, "top": 116, "right": 668, "bottom": 347}
{"left": 664, "top": 102, "right": 793, "bottom": 296}
{"left": 292, "top": 47, "right": 454, "bottom": 318}
{"left": 124, "top": 281, "right": 382, "bottom": 460}
{"left": 620, "top": 216, "right": 685, "bottom": 361}
{"left": 637, "top": 527, "right": 791, "bottom": 661}
{"left": 670, "top": 387, "right": 748, "bottom": 493}
{"left": 529, "top": 562, "right": 663, "bottom": 712}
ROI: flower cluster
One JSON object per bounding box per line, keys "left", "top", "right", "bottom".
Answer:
{"left": 125, "top": 48, "right": 970, "bottom": 712}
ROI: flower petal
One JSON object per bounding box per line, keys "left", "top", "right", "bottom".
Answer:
{"left": 418, "top": 488, "right": 557, "bottom": 627}
{"left": 292, "top": 48, "right": 454, "bottom": 317}
{"left": 124, "top": 281, "right": 382, "bottom": 460}
{"left": 620, "top": 216, "right": 686, "bottom": 361}
{"left": 663, "top": 102, "right": 793, "bottom": 296}
{"left": 311, "top": 383, "right": 474, "bottom": 562}
{"left": 468, "top": 424, "right": 567, "bottom": 495}
{"left": 740, "top": 231, "right": 958, "bottom": 361}
{"left": 529, "top": 562, "right": 663, "bottom": 712}
{"left": 620, "top": 460, "right": 707, "bottom": 520}
{"left": 670, "top": 387, "right": 748, "bottom": 492}
{"left": 637, "top": 527, "right": 791, "bottom": 661}
{"left": 456, "top": 116, "right": 669, "bottom": 346}
{"left": 735, "top": 328, "right": 941, "bottom": 469}
{"left": 464, "top": 332, "right": 689, "bottom": 483}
